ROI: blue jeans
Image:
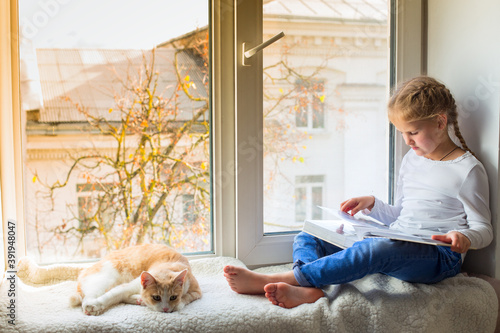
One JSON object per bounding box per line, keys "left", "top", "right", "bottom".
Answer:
{"left": 292, "top": 232, "right": 462, "bottom": 288}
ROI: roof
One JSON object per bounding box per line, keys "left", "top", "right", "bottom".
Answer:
{"left": 32, "top": 0, "right": 386, "bottom": 124}
{"left": 35, "top": 48, "right": 207, "bottom": 123}
{"left": 263, "top": 0, "right": 387, "bottom": 22}
{"left": 157, "top": 0, "right": 386, "bottom": 48}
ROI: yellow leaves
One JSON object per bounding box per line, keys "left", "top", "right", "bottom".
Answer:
{"left": 279, "top": 88, "right": 284, "bottom": 94}
{"left": 292, "top": 156, "right": 305, "bottom": 163}
{"left": 183, "top": 75, "right": 196, "bottom": 89}
{"left": 319, "top": 95, "right": 325, "bottom": 103}
{"left": 32, "top": 175, "right": 37, "bottom": 183}
{"left": 299, "top": 157, "right": 305, "bottom": 163}
{"left": 108, "top": 108, "right": 113, "bottom": 113}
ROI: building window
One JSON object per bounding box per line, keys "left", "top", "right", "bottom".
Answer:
{"left": 76, "top": 183, "right": 114, "bottom": 258}
{"left": 295, "top": 80, "right": 325, "bottom": 129}
{"left": 295, "top": 175, "right": 324, "bottom": 222}
{"left": 77, "top": 183, "right": 113, "bottom": 223}
{"left": 183, "top": 194, "right": 196, "bottom": 224}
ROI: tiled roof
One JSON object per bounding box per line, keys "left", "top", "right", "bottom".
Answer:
{"left": 36, "top": 48, "right": 207, "bottom": 123}
{"left": 264, "top": 0, "right": 387, "bottom": 22}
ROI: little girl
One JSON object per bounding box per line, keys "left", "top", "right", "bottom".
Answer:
{"left": 224, "top": 76, "right": 493, "bottom": 309}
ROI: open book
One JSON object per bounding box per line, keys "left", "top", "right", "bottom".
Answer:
{"left": 302, "top": 206, "right": 451, "bottom": 249}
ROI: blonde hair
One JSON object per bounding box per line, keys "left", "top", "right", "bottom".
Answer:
{"left": 388, "top": 76, "right": 474, "bottom": 156}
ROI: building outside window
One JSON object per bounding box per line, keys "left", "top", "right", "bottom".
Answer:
{"left": 295, "top": 80, "right": 325, "bottom": 130}
{"left": 294, "top": 175, "right": 324, "bottom": 223}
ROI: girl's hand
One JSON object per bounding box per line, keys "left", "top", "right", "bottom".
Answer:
{"left": 340, "top": 196, "right": 375, "bottom": 216}
{"left": 431, "top": 231, "right": 471, "bottom": 253}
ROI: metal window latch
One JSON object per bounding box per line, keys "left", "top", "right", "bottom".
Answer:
{"left": 242, "top": 31, "right": 285, "bottom": 66}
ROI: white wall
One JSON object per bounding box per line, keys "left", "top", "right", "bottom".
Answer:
{"left": 427, "top": 0, "right": 500, "bottom": 276}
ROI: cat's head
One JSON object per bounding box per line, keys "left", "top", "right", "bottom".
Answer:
{"left": 140, "top": 269, "right": 188, "bottom": 313}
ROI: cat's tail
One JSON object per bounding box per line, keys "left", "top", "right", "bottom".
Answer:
{"left": 17, "top": 256, "right": 85, "bottom": 286}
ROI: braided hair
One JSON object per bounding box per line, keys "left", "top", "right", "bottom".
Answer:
{"left": 388, "top": 76, "right": 474, "bottom": 156}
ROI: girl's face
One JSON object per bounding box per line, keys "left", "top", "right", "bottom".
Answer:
{"left": 391, "top": 115, "right": 448, "bottom": 159}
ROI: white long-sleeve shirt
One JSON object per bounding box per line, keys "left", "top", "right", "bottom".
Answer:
{"left": 368, "top": 150, "right": 492, "bottom": 251}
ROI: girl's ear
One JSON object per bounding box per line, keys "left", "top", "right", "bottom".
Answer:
{"left": 140, "top": 271, "right": 157, "bottom": 289}
{"left": 437, "top": 114, "right": 448, "bottom": 130}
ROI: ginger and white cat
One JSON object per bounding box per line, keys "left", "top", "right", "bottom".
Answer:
{"left": 70, "top": 244, "right": 202, "bottom": 316}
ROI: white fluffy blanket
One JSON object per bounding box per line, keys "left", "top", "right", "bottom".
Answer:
{"left": 0, "top": 256, "right": 498, "bottom": 333}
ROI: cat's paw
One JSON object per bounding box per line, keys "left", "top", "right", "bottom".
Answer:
{"left": 82, "top": 300, "right": 106, "bottom": 316}
{"left": 125, "top": 294, "right": 143, "bottom": 305}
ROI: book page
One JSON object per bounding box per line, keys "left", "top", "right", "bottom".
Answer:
{"left": 302, "top": 220, "right": 360, "bottom": 249}
{"left": 317, "top": 205, "right": 452, "bottom": 247}
{"left": 318, "top": 206, "right": 386, "bottom": 228}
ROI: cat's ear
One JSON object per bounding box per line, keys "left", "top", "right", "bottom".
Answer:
{"left": 174, "top": 269, "right": 188, "bottom": 286}
{"left": 140, "top": 271, "right": 157, "bottom": 289}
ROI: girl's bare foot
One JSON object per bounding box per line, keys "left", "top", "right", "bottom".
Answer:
{"left": 224, "top": 265, "right": 299, "bottom": 295}
{"left": 223, "top": 265, "right": 270, "bottom": 294}
{"left": 264, "top": 282, "right": 324, "bottom": 308}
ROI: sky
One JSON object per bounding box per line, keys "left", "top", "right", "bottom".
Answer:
{"left": 19, "top": 0, "right": 208, "bottom": 49}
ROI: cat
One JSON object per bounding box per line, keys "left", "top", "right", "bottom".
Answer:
{"left": 69, "top": 243, "right": 202, "bottom": 316}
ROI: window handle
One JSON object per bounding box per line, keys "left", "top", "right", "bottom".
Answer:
{"left": 242, "top": 31, "right": 285, "bottom": 66}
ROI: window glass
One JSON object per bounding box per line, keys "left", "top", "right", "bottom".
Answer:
{"left": 263, "top": 0, "right": 389, "bottom": 233}
{"left": 19, "top": 0, "right": 210, "bottom": 262}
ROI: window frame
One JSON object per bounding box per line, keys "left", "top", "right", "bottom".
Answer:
{"left": 234, "top": 0, "right": 296, "bottom": 266}
{"left": 1, "top": 0, "right": 411, "bottom": 269}
{"left": 1, "top": 0, "right": 26, "bottom": 271}
{"left": 234, "top": 0, "right": 400, "bottom": 267}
